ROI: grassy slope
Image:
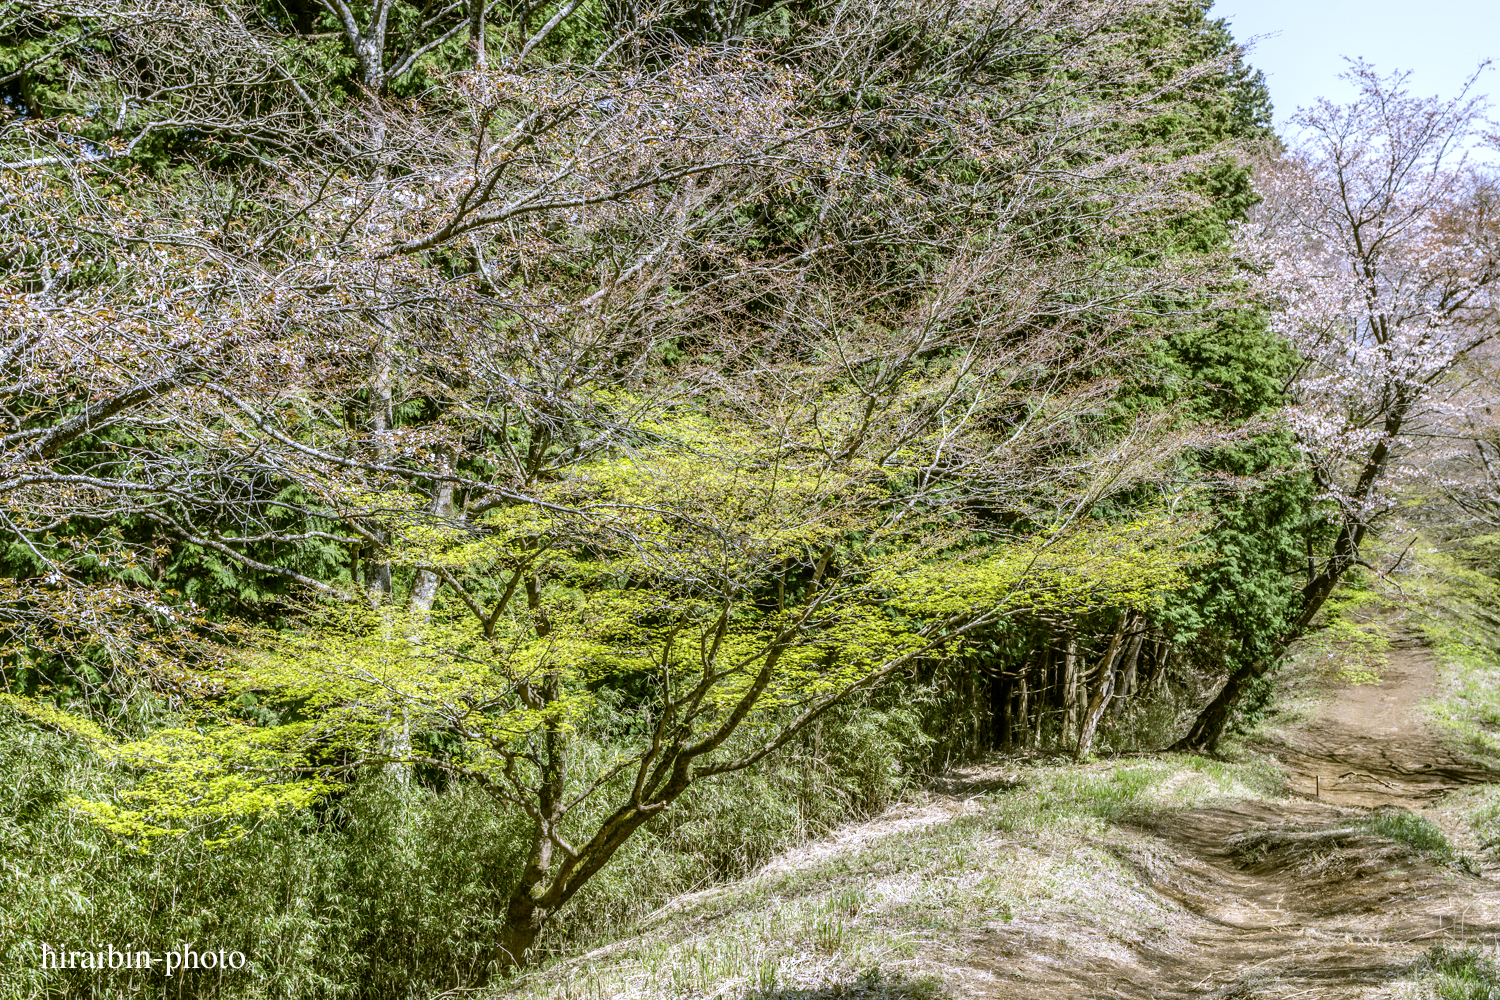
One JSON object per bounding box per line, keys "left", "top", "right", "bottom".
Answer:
{"left": 492, "top": 756, "right": 1282, "bottom": 1000}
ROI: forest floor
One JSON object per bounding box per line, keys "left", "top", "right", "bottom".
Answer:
{"left": 501, "top": 638, "right": 1500, "bottom": 1000}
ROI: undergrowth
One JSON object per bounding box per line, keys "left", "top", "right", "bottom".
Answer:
{"left": 1415, "top": 946, "right": 1500, "bottom": 1000}
{"left": 0, "top": 694, "right": 937, "bottom": 1000}
{"left": 1340, "top": 528, "right": 1500, "bottom": 873}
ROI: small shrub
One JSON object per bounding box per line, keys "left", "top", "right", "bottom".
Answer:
{"left": 1363, "top": 808, "right": 1453, "bottom": 861}
{"left": 1418, "top": 946, "right": 1500, "bottom": 999}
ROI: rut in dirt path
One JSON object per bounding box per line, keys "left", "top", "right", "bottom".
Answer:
{"left": 969, "top": 640, "right": 1500, "bottom": 1000}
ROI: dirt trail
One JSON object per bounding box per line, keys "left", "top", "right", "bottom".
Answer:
{"left": 530, "top": 641, "right": 1500, "bottom": 1000}
{"left": 963, "top": 641, "right": 1500, "bottom": 999}
{"left": 1264, "top": 638, "right": 1497, "bottom": 810}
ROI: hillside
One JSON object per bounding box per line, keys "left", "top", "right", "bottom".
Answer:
{"left": 496, "top": 638, "right": 1500, "bottom": 1000}
{"left": 4, "top": 2, "right": 1500, "bottom": 996}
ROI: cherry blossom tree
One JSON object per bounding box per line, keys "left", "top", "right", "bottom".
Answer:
{"left": 1176, "top": 60, "right": 1500, "bottom": 751}
{"left": 1, "top": 0, "right": 1230, "bottom": 667}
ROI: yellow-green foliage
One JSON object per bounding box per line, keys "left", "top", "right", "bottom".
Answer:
{"left": 893, "top": 516, "right": 1202, "bottom": 618}
{"left": 68, "top": 725, "right": 334, "bottom": 846}
{"left": 64, "top": 409, "right": 1206, "bottom": 846}
{"left": 247, "top": 519, "right": 1195, "bottom": 785}
{"left": 1300, "top": 581, "right": 1391, "bottom": 686}
{"left": 0, "top": 693, "right": 111, "bottom": 746}
{"left": 3, "top": 694, "right": 332, "bottom": 846}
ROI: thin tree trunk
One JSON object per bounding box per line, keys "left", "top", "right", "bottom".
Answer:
{"left": 1076, "top": 614, "right": 1131, "bottom": 759}
{"left": 1032, "top": 652, "right": 1047, "bottom": 747}
{"left": 995, "top": 675, "right": 1012, "bottom": 747}
{"left": 1062, "top": 635, "right": 1079, "bottom": 739}
{"left": 382, "top": 705, "right": 413, "bottom": 785}
{"left": 361, "top": 338, "right": 395, "bottom": 602}
{"left": 1144, "top": 640, "right": 1168, "bottom": 692}
{"left": 1107, "top": 631, "right": 1146, "bottom": 722}
{"left": 469, "top": 0, "right": 487, "bottom": 68}
{"left": 409, "top": 450, "right": 457, "bottom": 614}
{"left": 1016, "top": 673, "right": 1029, "bottom": 748}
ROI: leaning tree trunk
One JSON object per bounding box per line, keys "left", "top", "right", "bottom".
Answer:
{"left": 1169, "top": 657, "right": 1259, "bottom": 753}
{"left": 1075, "top": 614, "right": 1132, "bottom": 759}
{"left": 1172, "top": 551, "right": 1352, "bottom": 753}
{"left": 1173, "top": 466, "right": 1383, "bottom": 753}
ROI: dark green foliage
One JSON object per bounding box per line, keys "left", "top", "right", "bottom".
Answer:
{"left": 1171, "top": 447, "right": 1322, "bottom": 660}
{"left": 1107, "top": 5, "right": 1311, "bottom": 730}
{"left": 1156, "top": 312, "right": 1294, "bottom": 421}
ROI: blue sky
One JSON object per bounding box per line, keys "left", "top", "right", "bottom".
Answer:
{"left": 1209, "top": 0, "right": 1497, "bottom": 127}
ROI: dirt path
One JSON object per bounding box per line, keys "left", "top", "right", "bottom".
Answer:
{"left": 968, "top": 641, "right": 1500, "bottom": 999}
{"left": 1264, "top": 638, "right": 1497, "bottom": 810}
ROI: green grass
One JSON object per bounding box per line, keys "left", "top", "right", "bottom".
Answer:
{"left": 1362, "top": 808, "right": 1453, "bottom": 860}
{"left": 1425, "top": 632, "right": 1500, "bottom": 761}
{"left": 1415, "top": 947, "right": 1500, "bottom": 999}
{"left": 1360, "top": 805, "right": 1486, "bottom": 875}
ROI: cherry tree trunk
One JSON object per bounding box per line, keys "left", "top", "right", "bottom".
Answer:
{"left": 491, "top": 896, "right": 546, "bottom": 972}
